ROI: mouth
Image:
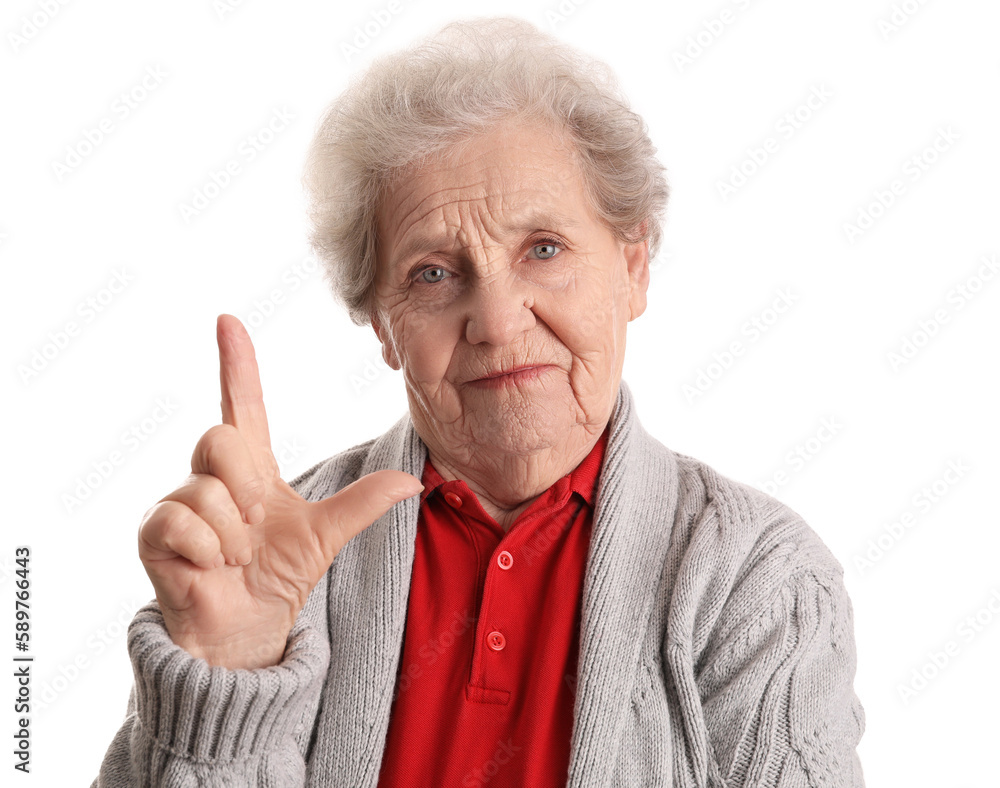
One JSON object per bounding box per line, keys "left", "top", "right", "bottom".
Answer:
{"left": 468, "top": 365, "right": 555, "bottom": 388}
{"left": 477, "top": 365, "right": 541, "bottom": 381}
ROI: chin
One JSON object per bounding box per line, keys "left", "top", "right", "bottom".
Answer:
{"left": 466, "top": 395, "right": 577, "bottom": 455}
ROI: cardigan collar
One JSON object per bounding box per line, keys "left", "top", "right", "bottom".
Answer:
{"left": 416, "top": 422, "right": 609, "bottom": 511}
{"left": 323, "top": 378, "right": 681, "bottom": 787}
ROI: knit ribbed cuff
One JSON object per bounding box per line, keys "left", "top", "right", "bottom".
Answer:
{"left": 127, "top": 603, "right": 329, "bottom": 764}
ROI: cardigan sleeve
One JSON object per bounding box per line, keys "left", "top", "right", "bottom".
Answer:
{"left": 693, "top": 564, "right": 866, "bottom": 788}
{"left": 91, "top": 454, "right": 357, "bottom": 786}
{"left": 91, "top": 601, "right": 330, "bottom": 787}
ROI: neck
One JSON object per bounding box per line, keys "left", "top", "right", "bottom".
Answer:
{"left": 424, "top": 424, "right": 605, "bottom": 533}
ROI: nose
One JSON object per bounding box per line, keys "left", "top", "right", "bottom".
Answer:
{"left": 464, "top": 275, "right": 535, "bottom": 347}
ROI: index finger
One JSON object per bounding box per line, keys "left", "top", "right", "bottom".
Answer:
{"left": 217, "top": 314, "right": 276, "bottom": 475}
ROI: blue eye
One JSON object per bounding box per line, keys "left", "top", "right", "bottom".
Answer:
{"left": 419, "top": 266, "right": 450, "bottom": 284}
{"left": 531, "top": 242, "right": 561, "bottom": 260}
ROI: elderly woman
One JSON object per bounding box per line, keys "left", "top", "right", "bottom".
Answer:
{"left": 95, "top": 17, "right": 865, "bottom": 788}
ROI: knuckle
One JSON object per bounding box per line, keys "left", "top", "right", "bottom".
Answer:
{"left": 156, "top": 507, "right": 190, "bottom": 545}
{"left": 193, "top": 424, "right": 238, "bottom": 467}
{"left": 139, "top": 500, "right": 165, "bottom": 528}
{"left": 202, "top": 423, "right": 237, "bottom": 445}
{"left": 137, "top": 504, "right": 168, "bottom": 550}
{"left": 200, "top": 434, "right": 228, "bottom": 472}
{"left": 162, "top": 509, "right": 216, "bottom": 558}
{"left": 179, "top": 472, "right": 200, "bottom": 488}
{"left": 144, "top": 498, "right": 183, "bottom": 528}
{"left": 190, "top": 478, "right": 236, "bottom": 521}
{"left": 202, "top": 500, "right": 238, "bottom": 535}
{"left": 192, "top": 472, "right": 229, "bottom": 499}
{"left": 139, "top": 502, "right": 179, "bottom": 550}
{"left": 168, "top": 473, "right": 226, "bottom": 510}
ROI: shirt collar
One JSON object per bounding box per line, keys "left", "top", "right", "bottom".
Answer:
{"left": 418, "top": 424, "right": 609, "bottom": 508}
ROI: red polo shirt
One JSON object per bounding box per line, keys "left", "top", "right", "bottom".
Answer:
{"left": 376, "top": 427, "right": 608, "bottom": 788}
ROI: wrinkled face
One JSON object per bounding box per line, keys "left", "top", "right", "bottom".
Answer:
{"left": 372, "top": 123, "right": 649, "bottom": 466}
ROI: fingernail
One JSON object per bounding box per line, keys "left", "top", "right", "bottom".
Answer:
{"left": 236, "top": 547, "right": 253, "bottom": 566}
{"left": 246, "top": 504, "right": 265, "bottom": 524}
{"left": 212, "top": 553, "right": 225, "bottom": 569}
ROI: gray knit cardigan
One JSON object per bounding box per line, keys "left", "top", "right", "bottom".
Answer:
{"left": 94, "top": 380, "right": 866, "bottom": 787}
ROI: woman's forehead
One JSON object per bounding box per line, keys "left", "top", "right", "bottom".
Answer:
{"left": 378, "top": 128, "right": 590, "bottom": 255}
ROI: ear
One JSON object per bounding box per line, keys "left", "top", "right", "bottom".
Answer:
{"left": 370, "top": 309, "right": 402, "bottom": 370}
{"left": 623, "top": 221, "right": 650, "bottom": 322}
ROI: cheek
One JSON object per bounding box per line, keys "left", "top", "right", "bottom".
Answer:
{"left": 590, "top": 254, "right": 632, "bottom": 343}
{"left": 541, "top": 269, "right": 625, "bottom": 356}
{"left": 391, "top": 309, "right": 460, "bottom": 383}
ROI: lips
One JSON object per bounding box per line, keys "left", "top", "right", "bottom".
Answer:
{"left": 475, "top": 365, "right": 542, "bottom": 382}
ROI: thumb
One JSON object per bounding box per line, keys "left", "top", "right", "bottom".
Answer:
{"left": 308, "top": 470, "right": 424, "bottom": 558}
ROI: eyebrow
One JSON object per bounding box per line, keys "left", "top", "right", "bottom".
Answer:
{"left": 389, "top": 211, "right": 580, "bottom": 268}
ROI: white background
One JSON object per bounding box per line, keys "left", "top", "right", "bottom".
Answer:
{"left": 3, "top": 0, "right": 998, "bottom": 784}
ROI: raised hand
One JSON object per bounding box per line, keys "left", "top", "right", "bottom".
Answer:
{"left": 137, "top": 314, "right": 422, "bottom": 669}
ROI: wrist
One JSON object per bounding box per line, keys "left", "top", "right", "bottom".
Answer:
{"left": 173, "top": 627, "right": 292, "bottom": 670}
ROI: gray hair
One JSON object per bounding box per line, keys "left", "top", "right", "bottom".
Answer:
{"left": 302, "top": 16, "right": 669, "bottom": 327}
